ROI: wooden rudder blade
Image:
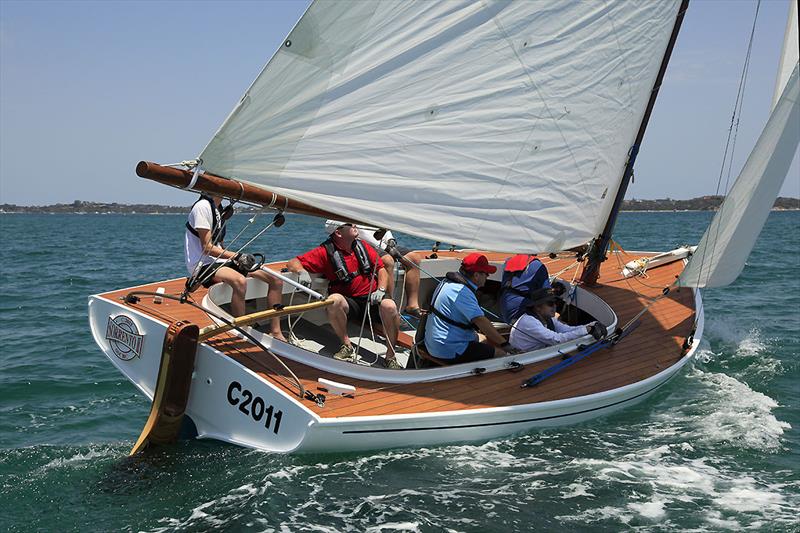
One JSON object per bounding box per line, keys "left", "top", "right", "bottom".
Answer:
{"left": 129, "top": 320, "right": 199, "bottom": 456}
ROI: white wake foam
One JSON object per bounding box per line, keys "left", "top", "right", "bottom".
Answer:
{"left": 702, "top": 319, "right": 783, "bottom": 378}
{"left": 560, "top": 446, "right": 796, "bottom": 529}
{"left": 690, "top": 371, "right": 790, "bottom": 450}
{"left": 40, "top": 446, "right": 117, "bottom": 470}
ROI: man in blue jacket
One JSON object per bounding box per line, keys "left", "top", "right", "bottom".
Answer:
{"left": 424, "top": 253, "right": 509, "bottom": 364}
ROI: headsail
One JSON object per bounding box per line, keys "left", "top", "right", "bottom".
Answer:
{"left": 199, "top": 0, "right": 683, "bottom": 253}
{"left": 678, "top": 65, "right": 800, "bottom": 289}
{"left": 772, "top": 0, "right": 798, "bottom": 110}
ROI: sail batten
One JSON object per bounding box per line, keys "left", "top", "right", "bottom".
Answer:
{"left": 200, "top": 0, "right": 683, "bottom": 252}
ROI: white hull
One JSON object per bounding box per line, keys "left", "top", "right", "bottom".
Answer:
{"left": 88, "top": 281, "right": 703, "bottom": 453}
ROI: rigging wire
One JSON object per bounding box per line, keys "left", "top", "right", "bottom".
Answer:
{"left": 285, "top": 289, "right": 315, "bottom": 347}
{"left": 693, "top": 0, "right": 761, "bottom": 288}
{"left": 191, "top": 209, "right": 284, "bottom": 290}
{"left": 354, "top": 252, "right": 384, "bottom": 366}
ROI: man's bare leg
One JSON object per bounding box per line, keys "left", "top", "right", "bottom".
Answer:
{"left": 326, "top": 293, "right": 351, "bottom": 347}
{"left": 251, "top": 270, "right": 286, "bottom": 341}
{"left": 378, "top": 299, "right": 399, "bottom": 359}
{"left": 381, "top": 254, "right": 396, "bottom": 299}
{"left": 213, "top": 266, "right": 248, "bottom": 317}
{"left": 401, "top": 252, "right": 423, "bottom": 311}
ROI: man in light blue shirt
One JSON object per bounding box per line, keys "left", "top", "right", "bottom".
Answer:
{"left": 424, "top": 253, "right": 509, "bottom": 364}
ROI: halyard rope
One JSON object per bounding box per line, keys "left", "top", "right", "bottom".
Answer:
{"left": 693, "top": 0, "right": 760, "bottom": 289}
{"left": 355, "top": 251, "right": 384, "bottom": 366}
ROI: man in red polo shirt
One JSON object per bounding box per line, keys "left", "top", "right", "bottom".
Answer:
{"left": 286, "top": 222, "right": 402, "bottom": 368}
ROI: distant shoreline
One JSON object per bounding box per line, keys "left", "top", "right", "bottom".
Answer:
{"left": 1, "top": 196, "right": 798, "bottom": 214}
{"left": 4, "top": 210, "right": 799, "bottom": 215}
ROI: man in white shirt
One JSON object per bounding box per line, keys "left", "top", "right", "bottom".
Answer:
{"left": 509, "top": 287, "right": 605, "bottom": 352}
{"left": 324, "top": 220, "right": 423, "bottom": 316}
{"left": 185, "top": 194, "right": 285, "bottom": 341}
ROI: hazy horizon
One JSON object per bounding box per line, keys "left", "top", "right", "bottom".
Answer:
{"left": 3, "top": 193, "right": 799, "bottom": 209}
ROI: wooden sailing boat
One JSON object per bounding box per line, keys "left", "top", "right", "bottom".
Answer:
{"left": 88, "top": 0, "right": 799, "bottom": 454}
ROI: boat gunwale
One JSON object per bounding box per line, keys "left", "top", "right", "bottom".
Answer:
{"left": 313, "top": 283, "right": 703, "bottom": 425}
{"left": 198, "top": 268, "right": 620, "bottom": 385}
{"left": 93, "top": 249, "right": 697, "bottom": 423}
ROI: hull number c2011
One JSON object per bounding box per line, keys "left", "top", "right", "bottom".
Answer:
{"left": 227, "top": 381, "right": 283, "bottom": 434}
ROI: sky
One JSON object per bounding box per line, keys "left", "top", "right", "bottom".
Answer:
{"left": 0, "top": 0, "right": 797, "bottom": 207}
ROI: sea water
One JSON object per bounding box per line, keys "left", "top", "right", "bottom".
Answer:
{"left": 0, "top": 211, "right": 797, "bottom": 532}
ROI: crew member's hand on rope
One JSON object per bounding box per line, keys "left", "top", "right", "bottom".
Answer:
{"left": 297, "top": 270, "right": 313, "bottom": 288}
{"left": 587, "top": 321, "right": 607, "bottom": 340}
{"left": 233, "top": 252, "right": 257, "bottom": 271}
{"left": 369, "top": 288, "right": 386, "bottom": 305}
{"left": 500, "top": 342, "right": 522, "bottom": 355}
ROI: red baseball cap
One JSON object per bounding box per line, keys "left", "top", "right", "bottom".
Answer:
{"left": 461, "top": 253, "right": 497, "bottom": 274}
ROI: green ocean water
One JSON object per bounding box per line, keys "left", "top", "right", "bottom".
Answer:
{"left": 0, "top": 211, "right": 798, "bottom": 532}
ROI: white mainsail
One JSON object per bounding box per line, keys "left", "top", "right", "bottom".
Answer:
{"left": 678, "top": 64, "right": 800, "bottom": 289}
{"left": 772, "top": 0, "right": 798, "bottom": 110}
{"left": 199, "top": 0, "right": 682, "bottom": 253}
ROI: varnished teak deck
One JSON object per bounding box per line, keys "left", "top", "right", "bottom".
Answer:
{"left": 100, "top": 252, "right": 695, "bottom": 419}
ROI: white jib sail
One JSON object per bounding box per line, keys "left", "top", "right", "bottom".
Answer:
{"left": 772, "top": 0, "right": 798, "bottom": 110}
{"left": 199, "top": 0, "right": 682, "bottom": 253}
{"left": 678, "top": 64, "right": 800, "bottom": 289}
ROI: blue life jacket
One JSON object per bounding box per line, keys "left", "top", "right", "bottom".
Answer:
{"left": 499, "top": 255, "right": 551, "bottom": 323}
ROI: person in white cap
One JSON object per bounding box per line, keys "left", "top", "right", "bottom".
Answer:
{"left": 287, "top": 222, "right": 402, "bottom": 369}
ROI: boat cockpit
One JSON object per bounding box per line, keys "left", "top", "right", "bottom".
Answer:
{"left": 202, "top": 253, "right": 617, "bottom": 384}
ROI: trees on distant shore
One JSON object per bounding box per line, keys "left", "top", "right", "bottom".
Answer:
{"left": 623, "top": 195, "right": 799, "bottom": 211}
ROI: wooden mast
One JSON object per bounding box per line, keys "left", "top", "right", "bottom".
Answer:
{"left": 136, "top": 161, "right": 358, "bottom": 222}
{"left": 580, "top": 0, "right": 690, "bottom": 285}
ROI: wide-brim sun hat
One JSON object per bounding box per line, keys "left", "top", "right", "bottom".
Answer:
{"left": 528, "top": 287, "right": 560, "bottom": 307}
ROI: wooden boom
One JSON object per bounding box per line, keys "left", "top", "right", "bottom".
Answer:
{"left": 136, "top": 161, "right": 357, "bottom": 222}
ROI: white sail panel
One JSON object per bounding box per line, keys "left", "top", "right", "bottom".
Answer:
{"left": 772, "top": 0, "right": 798, "bottom": 110}
{"left": 200, "top": 0, "right": 682, "bottom": 252}
{"left": 679, "top": 65, "right": 800, "bottom": 289}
